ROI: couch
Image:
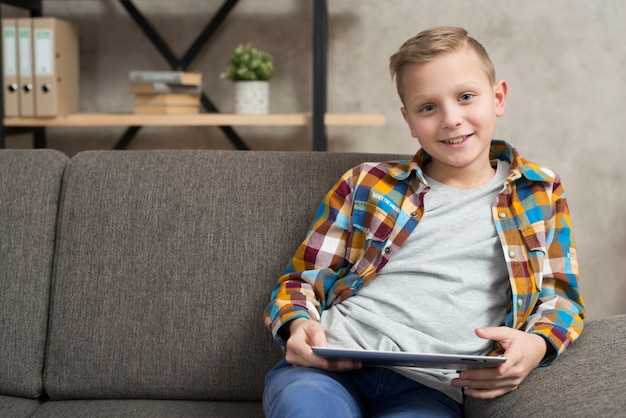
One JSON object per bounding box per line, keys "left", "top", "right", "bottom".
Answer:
{"left": 1, "top": 148, "right": 624, "bottom": 417}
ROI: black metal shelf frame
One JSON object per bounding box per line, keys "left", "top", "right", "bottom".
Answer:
{"left": 0, "top": 0, "right": 329, "bottom": 151}
{"left": 0, "top": 0, "right": 43, "bottom": 148}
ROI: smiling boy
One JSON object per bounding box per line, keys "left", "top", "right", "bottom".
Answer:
{"left": 263, "top": 26, "right": 584, "bottom": 417}
{"left": 398, "top": 39, "right": 506, "bottom": 190}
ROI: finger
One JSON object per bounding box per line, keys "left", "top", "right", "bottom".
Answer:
{"left": 325, "top": 359, "right": 363, "bottom": 372}
{"left": 463, "top": 384, "right": 519, "bottom": 400}
{"left": 305, "top": 324, "right": 328, "bottom": 348}
{"left": 286, "top": 344, "right": 329, "bottom": 369}
{"left": 453, "top": 372, "right": 517, "bottom": 387}
{"left": 456, "top": 365, "right": 503, "bottom": 383}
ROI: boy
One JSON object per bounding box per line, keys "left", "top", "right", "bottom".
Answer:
{"left": 263, "top": 26, "right": 584, "bottom": 417}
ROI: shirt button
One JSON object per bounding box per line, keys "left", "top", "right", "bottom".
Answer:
{"left": 517, "top": 297, "right": 524, "bottom": 307}
{"left": 508, "top": 250, "right": 516, "bottom": 258}
{"left": 498, "top": 212, "right": 507, "bottom": 218}
{"left": 384, "top": 247, "right": 391, "bottom": 254}
{"left": 411, "top": 211, "right": 418, "bottom": 217}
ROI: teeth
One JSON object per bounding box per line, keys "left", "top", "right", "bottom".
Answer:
{"left": 444, "top": 135, "right": 467, "bottom": 144}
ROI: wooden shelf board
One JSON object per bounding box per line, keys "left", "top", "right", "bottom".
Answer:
{"left": 4, "top": 113, "right": 385, "bottom": 127}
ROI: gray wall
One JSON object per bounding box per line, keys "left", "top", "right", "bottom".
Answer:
{"left": 3, "top": 1, "right": 625, "bottom": 319}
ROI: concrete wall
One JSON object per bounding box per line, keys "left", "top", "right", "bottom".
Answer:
{"left": 3, "top": 1, "right": 625, "bottom": 319}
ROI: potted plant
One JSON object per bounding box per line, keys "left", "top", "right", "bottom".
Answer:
{"left": 221, "top": 43, "right": 275, "bottom": 115}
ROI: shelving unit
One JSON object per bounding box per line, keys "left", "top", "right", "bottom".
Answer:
{"left": 5, "top": 113, "right": 386, "bottom": 127}
{"left": 0, "top": 0, "right": 385, "bottom": 151}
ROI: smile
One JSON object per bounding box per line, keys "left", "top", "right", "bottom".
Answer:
{"left": 442, "top": 134, "right": 472, "bottom": 144}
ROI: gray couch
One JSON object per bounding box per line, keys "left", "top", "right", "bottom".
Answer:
{"left": 1, "top": 149, "right": 624, "bottom": 417}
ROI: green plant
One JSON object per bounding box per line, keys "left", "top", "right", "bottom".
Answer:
{"left": 221, "top": 43, "right": 275, "bottom": 81}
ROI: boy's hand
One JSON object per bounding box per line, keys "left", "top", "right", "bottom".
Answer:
{"left": 284, "top": 318, "right": 362, "bottom": 372}
{"left": 451, "top": 327, "right": 547, "bottom": 399}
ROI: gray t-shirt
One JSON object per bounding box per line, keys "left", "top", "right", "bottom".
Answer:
{"left": 320, "top": 160, "right": 512, "bottom": 403}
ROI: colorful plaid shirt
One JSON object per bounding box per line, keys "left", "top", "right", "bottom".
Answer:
{"left": 264, "top": 140, "right": 585, "bottom": 362}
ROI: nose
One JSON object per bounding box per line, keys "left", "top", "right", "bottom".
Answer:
{"left": 442, "top": 105, "right": 463, "bottom": 129}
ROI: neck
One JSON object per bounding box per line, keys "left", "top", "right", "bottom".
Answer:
{"left": 424, "top": 161, "right": 496, "bottom": 190}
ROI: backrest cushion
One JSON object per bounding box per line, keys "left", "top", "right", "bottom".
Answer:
{"left": 0, "top": 150, "right": 68, "bottom": 398}
{"left": 45, "top": 150, "right": 407, "bottom": 401}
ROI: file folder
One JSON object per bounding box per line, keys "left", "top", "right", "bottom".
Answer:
{"left": 33, "top": 18, "right": 78, "bottom": 117}
{"left": 2, "top": 19, "right": 19, "bottom": 117}
{"left": 17, "top": 18, "right": 34, "bottom": 117}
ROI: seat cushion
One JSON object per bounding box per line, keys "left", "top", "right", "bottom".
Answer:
{"left": 0, "top": 394, "right": 43, "bottom": 418}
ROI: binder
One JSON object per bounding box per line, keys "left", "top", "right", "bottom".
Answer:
{"left": 2, "top": 19, "right": 19, "bottom": 117}
{"left": 129, "top": 71, "right": 202, "bottom": 85}
{"left": 17, "top": 18, "right": 34, "bottom": 117}
{"left": 33, "top": 18, "right": 79, "bottom": 117}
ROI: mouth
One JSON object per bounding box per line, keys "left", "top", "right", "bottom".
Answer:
{"left": 441, "top": 134, "right": 473, "bottom": 145}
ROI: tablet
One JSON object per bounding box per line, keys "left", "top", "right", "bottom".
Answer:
{"left": 312, "top": 347, "right": 506, "bottom": 370}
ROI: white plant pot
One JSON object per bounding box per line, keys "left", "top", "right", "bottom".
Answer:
{"left": 234, "top": 81, "right": 269, "bottom": 115}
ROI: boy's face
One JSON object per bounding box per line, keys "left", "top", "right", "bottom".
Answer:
{"left": 400, "top": 46, "right": 507, "bottom": 186}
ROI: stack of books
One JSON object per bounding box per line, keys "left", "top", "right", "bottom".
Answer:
{"left": 129, "top": 71, "right": 202, "bottom": 114}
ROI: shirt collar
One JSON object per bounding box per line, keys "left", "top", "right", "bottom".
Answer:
{"left": 387, "top": 139, "right": 557, "bottom": 184}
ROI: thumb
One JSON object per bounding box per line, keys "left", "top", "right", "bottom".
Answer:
{"left": 305, "top": 321, "right": 328, "bottom": 347}
{"left": 475, "top": 326, "right": 514, "bottom": 342}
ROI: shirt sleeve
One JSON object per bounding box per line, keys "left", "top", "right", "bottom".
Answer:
{"left": 525, "top": 179, "right": 585, "bottom": 364}
{"left": 263, "top": 170, "right": 363, "bottom": 345}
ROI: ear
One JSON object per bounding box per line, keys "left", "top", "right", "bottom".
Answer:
{"left": 494, "top": 80, "right": 508, "bottom": 117}
{"left": 400, "top": 106, "right": 418, "bottom": 138}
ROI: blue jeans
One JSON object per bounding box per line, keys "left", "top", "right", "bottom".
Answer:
{"left": 263, "top": 359, "right": 462, "bottom": 418}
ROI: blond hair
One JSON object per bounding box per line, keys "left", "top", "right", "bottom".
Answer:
{"left": 389, "top": 26, "right": 496, "bottom": 101}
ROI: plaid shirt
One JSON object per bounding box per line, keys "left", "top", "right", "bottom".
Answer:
{"left": 264, "top": 140, "right": 585, "bottom": 362}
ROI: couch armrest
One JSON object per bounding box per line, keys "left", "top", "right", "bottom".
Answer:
{"left": 464, "top": 314, "right": 626, "bottom": 417}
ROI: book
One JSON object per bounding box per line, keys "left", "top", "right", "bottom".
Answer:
{"left": 135, "top": 93, "right": 200, "bottom": 106}
{"left": 129, "top": 71, "right": 202, "bottom": 85}
{"left": 134, "top": 104, "right": 199, "bottom": 115}
{"left": 17, "top": 18, "right": 34, "bottom": 117}
{"left": 32, "top": 18, "right": 79, "bottom": 117}
{"left": 130, "top": 82, "right": 203, "bottom": 94}
{"left": 2, "top": 18, "right": 19, "bottom": 116}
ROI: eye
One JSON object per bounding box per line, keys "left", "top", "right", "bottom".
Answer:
{"left": 419, "top": 104, "right": 435, "bottom": 113}
{"left": 459, "top": 93, "right": 474, "bottom": 102}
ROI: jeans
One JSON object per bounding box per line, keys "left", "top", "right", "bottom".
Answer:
{"left": 263, "top": 359, "right": 463, "bottom": 418}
